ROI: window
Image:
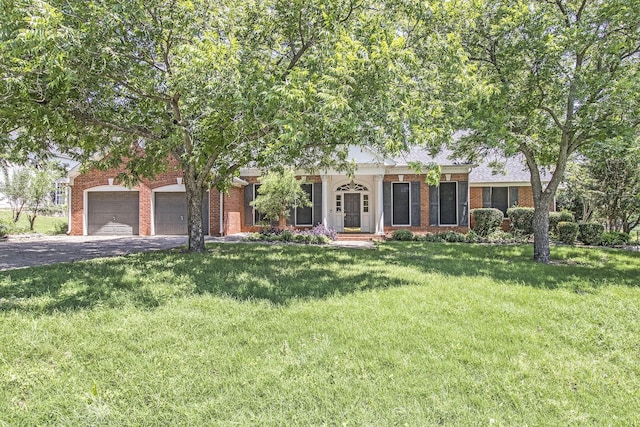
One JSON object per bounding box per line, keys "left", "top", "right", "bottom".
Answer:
{"left": 483, "top": 187, "right": 519, "bottom": 215}
{"left": 253, "top": 184, "right": 266, "bottom": 225}
{"left": 363, "top": 194, "right": 369, "bottom": 213}
{"left": 336, "top": 194, "right": 342, "bottom": 212}
{"left": 439, "top": 182, "right": 457, "bottom": 225}
{"left": 392, "top": 182, "right": 410, "bottom": 225}
{"left": 295, "top": 184, "right": 313, "bottom": 225}
{"left": 52, "top": 182, "right": 67, "bottom": 205}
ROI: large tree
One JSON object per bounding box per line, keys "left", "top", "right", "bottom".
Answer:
{"left": 560, "top": 137, "right": 640, "bottom": 233}
{"left": 451, "top": 0, "right": 640, "bottom": 262}
{"left": 1, "top": 0, "right": 421, "bottom": 251}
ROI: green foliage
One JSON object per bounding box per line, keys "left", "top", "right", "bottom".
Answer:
{"left": 557, "top": 222, "right": 579, "bottom": 245}
{"left": 251, "top": 170, "right": 310, "bottom": 226}
{"left": 508, "top": 208, "right": 535, "bottom": 235}
{"left": 452, "top": 0, "right": 640, "bottom": 261}
{"left": 471, "top": 208, "right": 504, "bottom": 237}
{"left": 0, "top": 219, "right": 9, "bottom": 238}
{"left": 1, "top": 0, "right": 424, "bottom": 251}
{"left": 601, "top": 231, "right": 631, "bottom": 247}
{"left": 549, "top": 210, "right": 575, "bottom": 235}
{"left": 391, "top": 229, "right": 414, "bottom": 241}
{"left": 51, "top": 221, "right": 68, "bottom": 235}
{"left": 1, "top": 166, "right": 31, "bottom": 222}
{"left": 0, "top": 163, "right": 62, "bottom": 230}
{"left": 578, "top": 223, "right": 604, "bottom": 246}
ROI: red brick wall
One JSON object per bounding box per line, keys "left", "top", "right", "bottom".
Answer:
{"left": 69, "top": 158, "right": 223, "bottom": 236}
{"left": 237, "top": 175, "right": 322, "bottom": 233}
{"left": 224, "top": 187, "right": 244, "bottom": 235}
{"left": 383, "top": 173, "right": 470, "bottom": 233}
{"left": 469, "top": 185, "right": 536, "bottom": 231}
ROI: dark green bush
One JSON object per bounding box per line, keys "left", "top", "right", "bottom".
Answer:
{"left": 578, "top": 223, "right": 604, "bottom": 245}
{"left": 440, "top": 231, "right": 467, "bottom": 243}
{"left": 557, "top": 221, "right": 579, "bottom": 245}
{"left": 391, "top": 229, "right": 414, "bottom": 241}
{"left": 421, "top": 233, "right": 443, "bottom": 242}
{"left": 507, "top": 207, "right": 535, "bottom": 234}
{"left": 601, "top": 231, "right": 630, "bottom": 246}
{"left": 471, "top": 208, "right": 504, "bottom": 237}
{"left": 549, "top": 210, "right": 575, "bottom": 234}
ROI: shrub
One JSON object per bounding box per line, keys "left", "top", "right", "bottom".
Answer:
{"left": 245, "top": 232, "right": 262, "bottom": 241}
{"left": 52, "top": 221, "right": 68, "bottom": 235}
{"left": 507, "top": 207, "right": 535, "bottom": 234}
{"left": 440, "top": 231, "right": 466, "bottom": 243}
{"left": 578, "top": 223, "right": 604, "bottom": 245}
{"left": 280, "top": 229, "right": 293, "bottom": 242}
{"left": 312, "top": 235, "right": 331, "bottom": 245}
{"left": 549, "top": 210, "right": 575, "bottom": 235}
{"left": 465, "top": 230, "right": 480, "bottom": 243}
{"left": 601, "top": 231, "right": 630, "bottom": 247}
{"left": 471, "top": 208, "right": 504, "bottom": 237}
{"left": 392, "top": 229, "right": 414, "bottom": 241}
{"left": 0, "top": 220, "right": 9, "bottom": 238}
{"left": 421, "top": 233, "right": 443, "bottom": 242}
{"left": 557, "top": 222, "right": 579, "bottom": 245}
{"left": 306, "top": 223, "right": 337, "bottom": 241}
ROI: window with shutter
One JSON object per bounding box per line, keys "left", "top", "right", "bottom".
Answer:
{"left": 392, "top": 183, "right": 410, "bottom": 225}
{"left": 295, "top": 184, "right": 313, "bottom": 225}
{"left": 439, "top": 182, "right": 457, "bottom": 225}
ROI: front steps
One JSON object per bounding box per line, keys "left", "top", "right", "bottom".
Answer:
{"left": 336, "top": 233, "right": 386, "bottom": 242}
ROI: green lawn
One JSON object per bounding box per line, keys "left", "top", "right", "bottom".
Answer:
{"left": 0, "top": 208, "right": 67, "bottom": 235}
{"left": 1, "top": 242, "right": 639, "bottom": 425}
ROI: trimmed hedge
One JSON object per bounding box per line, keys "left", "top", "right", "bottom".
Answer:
{"left": 471, "top": 208, "right": 504, "bottom": 237}
{"left": 578, "top": 222, "right": 604, "bottom": 245}
{"left": 601, "top": 231, "right": 630, "bottom": 246}
{"left": 391, "top": 229, "right": 414, "bottom": 241}
{"left": 507, "top": 207, "right": 535, "bottom": 234}
{"left": 557, "top": 221, "right": 579, "bottom": 245}
{"left": 549, "top": 210, "right": 575, "bottom": 234}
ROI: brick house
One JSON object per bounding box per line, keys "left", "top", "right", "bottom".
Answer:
{"left": 67, "top": 146, "right": 538, "bottom": 236}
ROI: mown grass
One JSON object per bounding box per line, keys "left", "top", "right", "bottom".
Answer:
{"left": 0, "top": 209, "right": 67, "bottom": 235}
{"left": 1, "top": 242, "right": 639, "bottom": 425}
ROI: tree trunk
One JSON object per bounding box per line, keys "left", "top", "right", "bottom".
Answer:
{"left": 532, "top": 207, "right": 551, "bottom": 263}
{"left": 184, "top": 173, "right": 206, "bottom": 253}
{"left": 28, "top": 215, "right": 36, "bottom": 231}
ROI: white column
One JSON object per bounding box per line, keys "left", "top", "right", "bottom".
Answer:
{"left": 375, "top": 175, "right": 384, "bottom": 235}
{"left": 321, "top": 175, "right": 329, "bottom": 227}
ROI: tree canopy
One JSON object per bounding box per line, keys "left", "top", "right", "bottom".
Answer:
{"left": 450, "top": 0, "right": 640, "bottom": 262}
{"left": 1, "top": 0, "right": 426, "bottom": 251}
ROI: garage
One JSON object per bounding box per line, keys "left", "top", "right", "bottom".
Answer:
{"left": 154, "top": 192, "right": 209, "bottom": 235}
{"left": 87, "top": 191, "right": 139, "bottom": 235}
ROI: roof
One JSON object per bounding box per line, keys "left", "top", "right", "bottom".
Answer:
{"left": 469, "top": 155, "right": 533, "bottom": 184}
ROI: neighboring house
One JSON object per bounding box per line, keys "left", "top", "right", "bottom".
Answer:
{"left": 67, "top": 146, "right": 540, "bottom": 236}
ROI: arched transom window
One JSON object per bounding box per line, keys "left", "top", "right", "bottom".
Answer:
{"left": 336, "top": 181, "right": 369, "bottom": 192}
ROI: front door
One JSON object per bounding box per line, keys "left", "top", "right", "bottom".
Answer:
{"left": 344, "top": 193, "right": 361, "bottom": 228}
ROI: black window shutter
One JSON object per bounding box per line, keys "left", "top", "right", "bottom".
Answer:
{"left": 458, "top": 181, "right": 469, "bottom": 226}
{"left": 244, "top": 184, "right": 253, "bottom": 226}
{"left": 509, "top": 187, "right": 519, "bottom": 208}
{"left": 429, "top": 185, "right": 439, "bottom": 225}
{"left": 411, "top": 181, "right": 421, "bottom": 226}
{"left": 482, "top": 187, "right": 491, "bottom": 208}
{"left": 313, "top": 183, "right": 322, "bottom": 225}
{"left": 383, "top": 182, "right": 391, "bottom": 226}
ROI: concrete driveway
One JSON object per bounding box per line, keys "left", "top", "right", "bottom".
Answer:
{"left": 0, "top": 235, "right": 188, "bottom": 271}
